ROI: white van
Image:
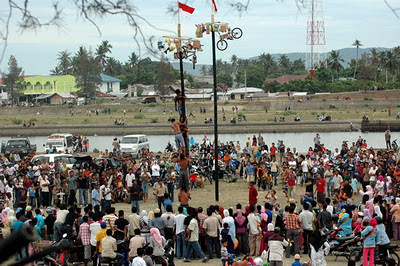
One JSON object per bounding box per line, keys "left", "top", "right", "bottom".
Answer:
{"left": 31, "top": 154, "right": 76, "bottom": 169}
{"left": 44, "top": 133, "right": 74, "bottom": 153}
{"left": 119, "top": 135, "right": 149, "bottom": 157}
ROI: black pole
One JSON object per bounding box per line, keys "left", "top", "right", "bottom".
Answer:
{"left": 179, "top": 51, "right": 189, "bottom": 156}
{"left": 211, "top": 25, "right": 219, "bottom": 203}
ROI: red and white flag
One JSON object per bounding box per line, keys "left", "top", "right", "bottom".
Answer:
{"left": 178, "top": 2, "right": 195, "bottom": 17}
{"left": 211, "top": 0, "right": 218, "bottom": 13}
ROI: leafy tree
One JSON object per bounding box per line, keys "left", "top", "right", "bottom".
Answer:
{"left": 278, "top": 54, "right": 291, "bottom": 73}
{"left": 155, "top": 57, "right": 175, "bottom": 96}
{"left": 316, "top": 66, "right": 331, "bottom": 83}
{"left": 56, "top": 50, "right": 72, "bottom": 75}
{"left": 200, "top": 65, "right": 208, "bottom": 76}
{"left": 217, "top": 73, "right": 233, "bottom": 87}
{"left": 72, "top": 47, "right": 101, "bottom": 98}
{"left": 245, "top": 65, "right": 265, "bottom": 88}
{"left": 3, "top": 55, "right": 23, "bottom": 105}
{"left": 263, "top": 80, "right": 281, "bottom": 93}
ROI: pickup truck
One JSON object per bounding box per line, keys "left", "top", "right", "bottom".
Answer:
{"left": 1, "top": 137, "right": 37, "bottom": 157}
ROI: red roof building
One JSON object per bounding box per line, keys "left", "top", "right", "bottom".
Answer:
{"left": 265, "top": 74, "right": 308, "bottom": 85}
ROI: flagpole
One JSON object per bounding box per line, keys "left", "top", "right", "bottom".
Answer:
{"left": 211, "top": 3, "right": 219, "bottom": 204}
{"left": 177, "top": 1, "right": 189, "bottom": 158}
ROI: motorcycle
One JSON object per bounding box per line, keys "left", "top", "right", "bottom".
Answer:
{"left": 152, "top": 239, "right": 175, "bottom": 266}
{"left": 349, "top": 243, "right": 400, "bottom": 265}
{"left": 392, "top": 139, "right": 399, "bottom": 151}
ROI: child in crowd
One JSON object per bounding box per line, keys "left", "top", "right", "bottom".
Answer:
{"left": 163, "top": 193, "right": 172, "bottom": 211}
{"left": 27, "top": 184, "right": 35, "bottom": 208}
{"left": 221, "top": 240, "right": 231, "bottom": 266}
{"left": 291, "top": 254, "right": 302, "bottom": 266}
{"left": 189, "top": 172, "right": 198, "bottom": 189}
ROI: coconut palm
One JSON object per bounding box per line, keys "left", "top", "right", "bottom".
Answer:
{"left": 328, "top": 50, "right": 344, "bottom": 81}
{"left": 230, "top": 54, "right": 238, "bottom": 73}
{"left": 352, "top": 39, "right": 363, "bottom": 79}
{"left": 278, "top": 54, "right": 291, "bottom": 73}
{"left": 57, "top": 50, "right": 72, "bottom": 75}
{"left": 96, "top": 40, "right": 113, "bottom": 70}
{"left": 128, "top": 52, "right": 139, "bottom": 72}
{"left": 200, "top": 65, "right": 208, "bottom": 76}
{"left": 386, "top": 50, "right": 397, "bottom": 82}
{"left": 370, "top": 48, "right": 379, "bottom": 82}
{"left": 258, "top": 53, "right": 276, "bottom": 75}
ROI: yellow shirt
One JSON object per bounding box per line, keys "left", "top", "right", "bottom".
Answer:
{"left": 95, "top": 229, "right": 107, "bottom": 253}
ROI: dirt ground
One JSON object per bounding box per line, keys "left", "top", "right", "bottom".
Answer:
{"left": 111, "top": 178, "right": 368, "bottom": 266}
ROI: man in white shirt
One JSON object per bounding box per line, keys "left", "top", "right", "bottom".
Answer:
{"left": 90, "top": 216, "right": 101, "bottom": 260}
{"left": 300, "top": 156, "right": 309, "bottom": 185}
{"left": 332, "top": 170, "right": 343, "bottom": 193}
{"left": 131, "top": 247, "right": 146, "bottom": 266}
{"left": 53, "top": 204, "right": 69, "bottom": 241}
{"left": 174, "top": 206, "right": 187, "bottom": 259}
{"left": 125, "top": 168, "right": 135, "bottom": 188}
{"left": 247, "top": 205, "right": 261, "bottom": 256}
{"left": 151, "top": 161, "right": 160, "bottom": 185}
{"left": 299, "top": 203, "right": 314, "bottom": 254}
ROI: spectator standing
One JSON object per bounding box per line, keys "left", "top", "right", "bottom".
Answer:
{"left": 285, "top": 206, "right": 301, "bottom": 258}
{"left": 299, "top": 203, "right": 314, "bottom": 254}
{"left": 268, "top": 227, "right": 289, "bottom": 266}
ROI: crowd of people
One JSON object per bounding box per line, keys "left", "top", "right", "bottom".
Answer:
{"left": 0, "top": 132, "right": 399, "bottom": 266}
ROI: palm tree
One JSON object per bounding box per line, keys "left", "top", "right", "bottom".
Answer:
{"left": 386, "top": 50, "right": 397, "bottom": 82}
{"left": 278, "top": 54, "right": 291, "bottom": 73}
{"left": 378, "top": 51, "right": 388, "bottom": 83}
{"left": 230, "top": 54, "right": 238, "bottom": 73}
{"left": 258, "top": 53, "right": 276, "bottom": 75}
{"left": 57, "top": 50, "right": 71, "bottom": 75}
{"left": 328, "top": 50, "right": 344, "bottom": 81}
{"left": 370, "top": 48, "right": 379, "bottom": 82}
{"left": 352, "top": 39, "right": 363, "bottom": 79}
{"left": 200, "top": 65, "right": 208, "bottom": 76}
{"left": 394, "top": 46, "right": 400, "bottom": 81}
{"left": 128, "top": 52, "right": 139, "bottom": 72}
{"left": 96, "top": 40, "right": 113, "bottom": 70}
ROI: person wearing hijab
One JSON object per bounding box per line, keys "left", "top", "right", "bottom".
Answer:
{"left": 338, "top": 205, "right": 352, "bottom": 237}
{"left": 261, "top": 223, "right": 274, "bottom": 254}
{"left": 361, "top": 218, "right": 380, "bottom": 266}
{"left": 309, "top": 230, "right": 330, "bottom": 266}
{"left": 3, "top": 210, "right": 15, "bottom": 237}
{"left": 149, "top": 228, "right": 166, "bottom": 256}
{"left": 139, "top": 210, "right": 151, "bottom": 243}
{"left": 1, "top": 208, "right": 9, "bottom": 223}
{"left": 363, "top": 208, "right": 372, "bottom": 222}
{"left": 222, "top": 209, "right": 235, "bottom": 243}
{"left": 234, "top": 209, "right": 247, "bottom": 256}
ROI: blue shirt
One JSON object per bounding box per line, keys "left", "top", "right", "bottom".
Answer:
{"left": 12, "top": 221, "right": 24, "bottom": 231}
{"left": 91, "top": 188, "right": 100, "bottom": 206}
{"left": 245, "top": 165, "right": 254, "bottom": 175}
{"left": 164, "top": 199, "right": 173, "bottom": 210}
{"left": 362, "top": 225, "right": 380, "bottom": 248}
{"left": 36, "top": 214, "right": 45, "bottom": 230}
{"left": 292, "top": 261, "right": 302, "bottom": 266}
{"left": 28, "top": 187, "right": 35, "bottom": 197}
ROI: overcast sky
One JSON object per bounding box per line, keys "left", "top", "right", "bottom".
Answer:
{"left": 1, "top": 0, "right": 399, "bottom": 75}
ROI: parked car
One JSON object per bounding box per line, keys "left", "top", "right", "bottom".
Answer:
{"left": 73, "top": 154, "right": 93, "bottom": 169}
{"left": 31, "top": 154, "right": 76, "bottom": 169}
{"left": 1, "top": 137, "right": 37, "bottom": 157}
{"left": 119, "top": 135, "right": 149, "bottom": 158}
{"left": 141, "top": 97, "right": 157, "bottom": 104}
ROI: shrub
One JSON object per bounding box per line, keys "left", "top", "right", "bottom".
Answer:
{"left": 223, "top": 100, "right": 229, "bottom": 105}
{"left": 329, "top": 105, "right": 337, "bottom": 109}
{"left": 311, "top": 111, "right": 317, "bottom": 115}
{"left": 237, "top": 112, "right": 243, "bottom": 117}
{"left": 151, "top": 118, "right": 158, "bottom": 123}
{"left": 283, "top": 111, "right": 297, "bottom": 116}
{"left": 134, "top": 113, "right": 144, "bottom": 119}
{"left": 148, "top": 103, "right": 157, "bottom": 107}
{"left": 322, "top": 98, "right": 327, "bottom": 102}
{"left": 11, "top": 118, "right": 22, "bottom": 124}
{"left": 83, "top": 118, "right": 90, "bottom": 124}
{"left": 364, "top": 97, "right": 373, "bottom": 101}
{"left": 92, "top": 148, "right": 100, "bottom": 153}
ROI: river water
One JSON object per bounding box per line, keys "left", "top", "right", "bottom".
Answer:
{"left": 0, "top": 132, "right": 397, "bottom": 153}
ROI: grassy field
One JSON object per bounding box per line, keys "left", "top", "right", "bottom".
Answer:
{"left": 1, "top": 98, "right": 400, "bottom": 126}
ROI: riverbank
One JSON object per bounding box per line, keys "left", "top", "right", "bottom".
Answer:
{"left": 0, "top": 120, "right": 361, "bottom": 136}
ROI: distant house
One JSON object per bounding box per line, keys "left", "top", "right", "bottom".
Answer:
{"left": 265, "top": 74, "right": 308, "bottom": 85}
{"left": 21, "top": 75, "right": 78, "bottom": 95}
{"left": 98, "top": 74, "right": 122, "bottom": 95}
{"left": 35, "top": 92, "right": 76, "bottom": 105}
{"left": 228, "top": 87, "right": 264, "bottom": 100}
